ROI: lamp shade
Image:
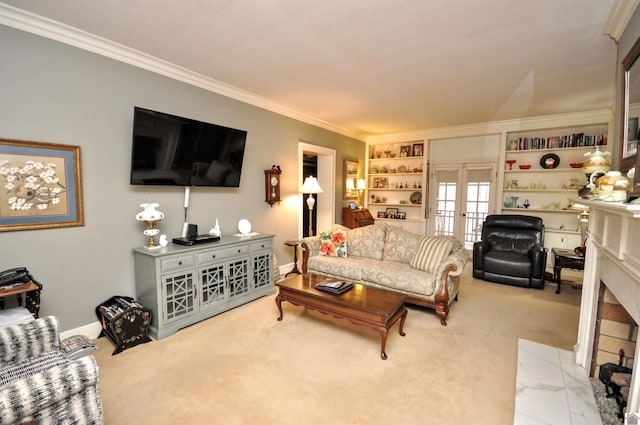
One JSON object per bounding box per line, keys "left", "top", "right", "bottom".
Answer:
{"left": 346, "top": 178, "right": 355, "bottom": 190}
{"left": 356, "top": 179, "right": 366, "bottom": 190}
{"left": 301, "top": 176, "right": 323, "bottom": 194}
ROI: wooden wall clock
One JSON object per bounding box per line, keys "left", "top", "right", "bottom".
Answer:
{"left": 264, "top": 165, "right": 282, "bottom": 207}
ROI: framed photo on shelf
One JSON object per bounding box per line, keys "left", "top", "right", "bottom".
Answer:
{"left": 348, "top": 201, "right": 357, "bottom": 210}
{"left": 412, "top": 142, "right": 424, "bottom": 157}
{"left": 373, "top": 177, "right": 389, "bottom": 188}
{"left": 0, "top": 138, "right": 84, "bottom": 232}
{"left": 396, "top": 211, "right": 406, "bottom": 220}
{"left": 377, "top": 211, "right": 386, "bottom": 218}
{"left": 400, "top": 145, "right": 411, "bottom": 157}
{"left": 385, "top": 207, "right": 398, "bottom": 219}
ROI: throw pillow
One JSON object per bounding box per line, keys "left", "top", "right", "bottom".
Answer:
{"left": 319, "top": 230, "right": 348, "bottom": 257}
{"left": 410, "top": 236, "right": 452, "bottom": 274}
{"left": 383, "top": 225, "right": 420, "bottom": 264}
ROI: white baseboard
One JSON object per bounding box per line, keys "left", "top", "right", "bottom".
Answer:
{"left": 61, "top": 266, "right": 294, "bottom": 340}
{"left": 60, "top": 320, "right": 102, "bottom": 340}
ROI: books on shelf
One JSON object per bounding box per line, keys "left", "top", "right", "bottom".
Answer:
{"left": 314, "top": 280, "right": 354, "bottom": 295}
{"left": 507, "top": 133, "right": 608, "bottom": 151}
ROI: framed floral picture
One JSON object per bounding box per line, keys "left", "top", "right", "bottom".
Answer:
{"left": 0, "top": 138, "right": 84, "bottom": 232}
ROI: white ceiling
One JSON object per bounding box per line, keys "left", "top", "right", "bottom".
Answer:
{"left": 0, "top": 1, "right": 627, "bottom": 139}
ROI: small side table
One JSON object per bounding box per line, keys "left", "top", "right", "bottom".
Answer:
{"left": 551, "top": 248, "right": 585, "bottom": 294}
{"left": 284, "top": 240, "right": 301, "bottom": 277}
{"left": 0, "top": 281, "right": 43, "bottom": 318}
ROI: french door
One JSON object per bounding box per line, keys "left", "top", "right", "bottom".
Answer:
{"left": 429, "top": 163, "right": 496, "bottom": 249}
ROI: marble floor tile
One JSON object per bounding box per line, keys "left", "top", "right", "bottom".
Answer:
{"left": 514, "top": 338, "right": 602, "bottom": 425}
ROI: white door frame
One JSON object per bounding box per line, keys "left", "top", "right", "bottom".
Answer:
{"left": 298, "top": 142, "right": 336, "bottom": 238}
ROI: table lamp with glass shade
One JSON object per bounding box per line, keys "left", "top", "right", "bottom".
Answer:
{"left": 301, "top": 176, "right": 323, "bottom": 236}
{"left": 569, "top": 202, "right": 590, "bottom": 256}
{"left": 357, "top": 178, "right": 366, "bottom": 208}
{"left": 135, "top": 202, "right": 164, "bottom": 249}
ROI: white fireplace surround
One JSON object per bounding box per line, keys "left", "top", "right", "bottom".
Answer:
{"left": 574, "top": 199, "right": 640, "bottom": 413}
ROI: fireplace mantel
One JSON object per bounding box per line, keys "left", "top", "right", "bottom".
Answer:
{"left": 574, "top": 199, "right": 640, "bottom": 413}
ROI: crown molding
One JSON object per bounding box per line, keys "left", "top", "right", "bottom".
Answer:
{"left": 0, "top": 3, "right": 366, "bottom": 141}
{"left": 366, "top": 109, "right": 613, "bottom": 143}
{"left": 603, "top": 0, "right": 640, "bottom": 41}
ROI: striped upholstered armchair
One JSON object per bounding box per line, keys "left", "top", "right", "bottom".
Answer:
{"left": 0, "top": 316, "right": 103, "bottom": 424}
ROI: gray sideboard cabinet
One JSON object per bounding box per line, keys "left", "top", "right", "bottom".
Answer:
{"left": 133, "top": 233, "right": 275, "bottom": 339}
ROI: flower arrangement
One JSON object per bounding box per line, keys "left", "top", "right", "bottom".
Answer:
{"left": 0, "top": 159, "right": 66, "bottom": 211}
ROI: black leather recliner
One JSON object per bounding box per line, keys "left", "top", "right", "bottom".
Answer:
{"left": 473, "top": 215, "right": 547, "bottom": 289}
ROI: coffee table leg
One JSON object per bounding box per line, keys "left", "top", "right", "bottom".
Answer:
{"left": 399, "top": 309, "right": 407, "bottom": 337}
{"left": 380, "top": 330, "right": 388, "bottom": 360}
{"left": 275, "top": 295, "right": 284, "bottom": 321}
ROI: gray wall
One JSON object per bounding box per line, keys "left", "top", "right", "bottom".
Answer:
{"left": 0, "top": 25, "right": 364, "bottom": 331}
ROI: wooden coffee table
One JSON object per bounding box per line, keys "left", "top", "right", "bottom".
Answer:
{"left": 275, "top": 273, "right": 407, "bottom": 360}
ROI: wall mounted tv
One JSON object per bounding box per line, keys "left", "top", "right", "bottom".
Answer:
{"left": 130, "top": 107, "right": 247, "bottom": 187}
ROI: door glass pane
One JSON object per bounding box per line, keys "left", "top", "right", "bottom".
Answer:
{"left": 464, "top": 168, "right": 493, "bottom": 248}
{"left": 434, "top": 170, "right": 458, "bottom": 236}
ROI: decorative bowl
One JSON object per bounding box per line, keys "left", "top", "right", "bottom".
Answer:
{"left": 518, "top": 164, "right": 531, "bottom": 170}
{"left": 570, "top": 162, "right": 584, "bottom": 168}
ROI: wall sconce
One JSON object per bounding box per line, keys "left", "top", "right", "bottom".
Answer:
{"left": 357, "top": 179, "right": 366, "bottom": 208}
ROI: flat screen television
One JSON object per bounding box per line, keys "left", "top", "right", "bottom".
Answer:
{"left": 130, "top": 107, "right": 247, "bottom": 187}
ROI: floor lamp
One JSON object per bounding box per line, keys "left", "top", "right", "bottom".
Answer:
{"left": 301, "top": 176, "right": 323, "bottom": 236}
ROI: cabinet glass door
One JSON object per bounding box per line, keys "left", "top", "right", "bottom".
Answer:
{"left": 200, "top": 263, "right": 227, "bottom": 308}
{"left": 228, "top": 258, "right": 250, "bottom": 299}
{"left": 162, "top": 272, "right": 196, "bottom": 324}
{"left": 252, "top": 253, "right": 272, "bottom": 290}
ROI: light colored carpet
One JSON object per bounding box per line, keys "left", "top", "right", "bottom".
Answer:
{"left": 92, "top": 268, "right": 581, "bottom": 425}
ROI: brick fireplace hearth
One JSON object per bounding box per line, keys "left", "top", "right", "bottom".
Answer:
{"left": 592, "top": 284, "right": 638, "bottom": 376}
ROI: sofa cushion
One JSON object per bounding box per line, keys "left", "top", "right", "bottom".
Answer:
{"left": 347, "top": 223, "right": 387, "bottom": 260}
{"left": 361, "top": 261, "right": 437, "bottom": 298}
{"left": 487, "top": 235, "right": 535, "bottom": 255}
{"left": 319, "top": 229, "right": 347, "bottom": 257}
{"left": 410, "top": 236, "right": 453, "bottom": 274}
{"left": 383, "top": 225, "right": 420, "bottom": 264}
{"left": 306, "top": 256, "right": 367, "bottom": 281}
{"left": 483, "top": 251, "right": 532, "bottom": 277}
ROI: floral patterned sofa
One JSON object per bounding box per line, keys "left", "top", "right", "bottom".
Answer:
{"left": 300, "top": 223, "right": 468, "bottom": 325}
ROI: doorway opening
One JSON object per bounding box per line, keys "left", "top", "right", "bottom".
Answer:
{"left": 298, "top": 142, "right": 336, "bottom": 238}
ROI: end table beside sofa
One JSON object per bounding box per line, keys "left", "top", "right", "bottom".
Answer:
{"left": 300, "top": 223, "right": 468, "bottom": 325}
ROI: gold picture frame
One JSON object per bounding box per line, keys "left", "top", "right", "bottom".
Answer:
{"left": 0, "top": 138, "right": 84, "bottom": 232}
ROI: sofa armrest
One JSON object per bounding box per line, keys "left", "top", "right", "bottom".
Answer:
{"left": 0, "top": 316, "right": 60, "bottom": 364}
{"left": 529, "top": 244, "right": 547, "bottom": 279}
{"left": 432, "top": 242, "right": 469, "bottom": 323}
{"left": 472, "top": 240, "right": 487, "bottom": 271}
{"left": 434, "top": 246, "right": 469, "bottom": 278}
{"left": 300, "top": 237, "right": 320, "bottom": 273}
{"left": 0, "top": 355, "right": 101, "bottom": 424}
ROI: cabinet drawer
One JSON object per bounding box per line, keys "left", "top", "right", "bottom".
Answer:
{"left": 198, "top": 245, "right": 249, "bottom": 263}
{"left": 160, "top": 255, "right": 194, "bottom": 272}
{"left": 251, "top": 240, "right": 272, "bottom": 252}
